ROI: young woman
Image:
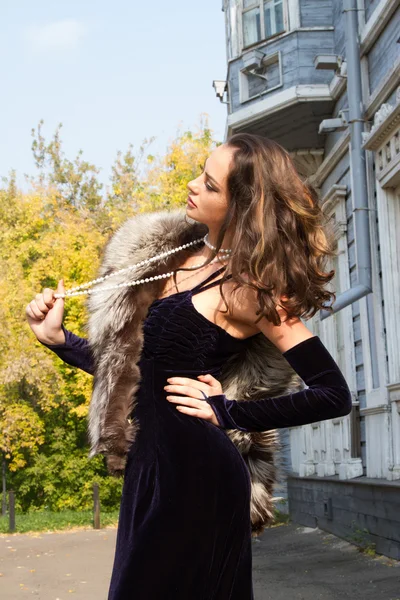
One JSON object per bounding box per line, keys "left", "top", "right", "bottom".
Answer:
{"left": 26, "top": 133, "right": 352, "bottom": 599}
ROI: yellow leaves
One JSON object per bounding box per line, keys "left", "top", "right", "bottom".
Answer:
{"left": 0, "top": 116, "right": 220, "bottom": 478}
{"left": 138, "top": 114, "right": 219, "bottom": 213}
{"left": 69, "top": 404, "right": 88, "bottom": 418}
{"left": 0, "top": 402, "right": 45, "bottom": 467}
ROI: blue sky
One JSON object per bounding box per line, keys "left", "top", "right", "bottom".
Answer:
{"left": 1, "top": 0, "right": 228, "bottom": 188}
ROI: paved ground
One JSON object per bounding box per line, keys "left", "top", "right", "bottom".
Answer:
{"left": 1, "top": 523, "right": 399, "bottom": 599}
{"left": 252, "top": 525, "right": 400, "bottom": 600}
{"left": 0, "top": 527, "right": 114, "bottom": 599}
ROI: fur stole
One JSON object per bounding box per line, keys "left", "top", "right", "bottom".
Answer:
{"left": 86, "top": 208, "right": 304, "bottom": 534}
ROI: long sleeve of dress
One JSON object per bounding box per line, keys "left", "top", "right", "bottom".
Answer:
{"left": 206, "top": 335, "right": 352, "bottom": 432}
{"left": 39, "top": 325, "right": 95, "bottom": 375}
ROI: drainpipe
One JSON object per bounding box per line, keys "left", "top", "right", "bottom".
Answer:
{"left": 320, "top": 0, "right": 380, "bottom": 389}
{"left": 320, "top": 0, "right": 373, "bottom": 320}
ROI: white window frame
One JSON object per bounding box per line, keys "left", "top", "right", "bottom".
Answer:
{"left": 240, "top": 0, "right": 289, "bottom": 50}
{"left": 239, "top": 49, "right": 283, "bottom": 104}
{"left": 289, "top": 184, "right": 362, "bottom": 480}
{"left": 363, "top": 92, "right": 400, "bottom": 480}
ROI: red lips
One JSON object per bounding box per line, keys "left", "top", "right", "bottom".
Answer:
{"left": 187, "top": 196, "right": 197, "bottom": 207}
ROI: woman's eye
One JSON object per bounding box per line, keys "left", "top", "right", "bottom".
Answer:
{"left": 205, "top": 182, "right": 215, "bottom": 192}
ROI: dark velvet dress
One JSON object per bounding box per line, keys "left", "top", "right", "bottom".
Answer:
{"left": 108, "top": 267, "right": 260, "bottom": 599}
{"left": 41, "top": 266, "right": 353, "bottom": 599}
{"left": 44, "top": 267, "right": 260, "bottom": 599}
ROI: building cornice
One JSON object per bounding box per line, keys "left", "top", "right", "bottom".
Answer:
{"left": 226, "top": 84, "right": 332, "bottom": 133}
{"left": 360, "top": 404, "right": 390, "bottom": 416}
{"left": 363, "top": 87, "right": 400, "bottom": 151}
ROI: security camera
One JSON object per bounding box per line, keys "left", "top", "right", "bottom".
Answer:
{"left": 212, "top": 80, "right": 227, "bottom": 101}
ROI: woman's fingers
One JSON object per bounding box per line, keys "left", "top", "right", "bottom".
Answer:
{"left": 165, "top": 375, "right": 223, "bottom": 397}
{"left": 26, "top": 290, "right": 54, "bottom": 321}
{"left": 27, "top": 299, "right": 46, "bottom": 320}
{"left": 34, "top": 293, "right": 51, "bottom": 314}
{"left": 25, "top": 303, "right": 41, "bottom": 321}
{"left": 25, "top": 279, "right": 65, "bottom": 338}
{"left": 166, "top": 395, "right": 219, "bottom": 425}
{"left": 197, "top": 374, "right": 223, "bottom": 394}
{"left": 42, "top": 287, "right": 56, "bottom": 308}
{"left": 166, "top": 395, "right": 204, "bottom": 408}
{"left": 163, "top": 376, "right": 224, "bottom": 425}
{"left": 164, "top": 384, "right": 209, "bottom": 400}
{"left": 50, "top": 280, "right": 65, "bottom": 323}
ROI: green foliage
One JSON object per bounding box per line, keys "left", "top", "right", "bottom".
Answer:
{"left": 350, "top": 520, "right": 377, "bottom": 556}
{"left": 270, "top": 508, "right": 291, "bottom": 528}
{"left": 0, "top": 509, "right": 120, "bottom": 534}
{"left": 31, "top": 120, "right": 104, "bottom": 212}
{"left": 0, "top": 114, "right": 219, "bottom": 513}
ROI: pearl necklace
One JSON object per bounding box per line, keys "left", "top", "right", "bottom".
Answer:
{"left": 54, "top": 234, "right": 232, "bottom": 299}
{"left": 203, "top": 233, "right": 231, "bottom": 254}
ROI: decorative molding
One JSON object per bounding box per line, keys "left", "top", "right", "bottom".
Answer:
{"left": 363, "top": 87, "right": 400, "bottom": 151}
{"left": 388, "top": 382, "right": 400, "bottom": 414}
{"left": 290, "top": 149, "right": 325, "bottom": 181}
{"left": 321, "top": 184, "right": 347, "bottom": 212}
{"left": 360, "top": 404, "right": 390, "bottom": 416}
{"left": 320, "top": 184, "right": 348, "bottom": 241}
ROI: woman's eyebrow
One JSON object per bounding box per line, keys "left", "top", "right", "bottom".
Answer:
{"left": 201, "top": 160, "right": 220, "bottom": 188}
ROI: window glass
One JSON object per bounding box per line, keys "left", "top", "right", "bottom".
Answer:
{"left": 264, "top": 0, "right": 285, "bottom": 38}
{"left": 243, "top": 7, "right": 261, "bottom": 46}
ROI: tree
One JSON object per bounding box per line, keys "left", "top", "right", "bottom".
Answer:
{"left": 0, "top": 113, "right": 220, "bottom": 512}
{"left": 138, "top": 113, "right": 219, "bottom": 212}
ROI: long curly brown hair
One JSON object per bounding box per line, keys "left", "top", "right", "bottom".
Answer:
{"left": 180, "top": 133, "right": 337, "bottom": 326}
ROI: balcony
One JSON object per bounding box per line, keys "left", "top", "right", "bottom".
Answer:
{"left": 226, "top": 29, "right": 337, "bottom": 150}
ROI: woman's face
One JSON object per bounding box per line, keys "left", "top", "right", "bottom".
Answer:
{"left": 186, "top": 144, "right": 236, "bottom": 230}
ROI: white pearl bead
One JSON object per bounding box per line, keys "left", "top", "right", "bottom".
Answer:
{"left": 59, "top": 236, "right": 228, "bottom": 297}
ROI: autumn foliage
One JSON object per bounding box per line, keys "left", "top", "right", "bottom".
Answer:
{"left": 0, "top": 115, "right": 218, "bottom": 512}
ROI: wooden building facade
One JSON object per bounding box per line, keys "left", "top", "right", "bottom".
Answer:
{"left": 219, "top": 0, "right": 400, "bottom": 558}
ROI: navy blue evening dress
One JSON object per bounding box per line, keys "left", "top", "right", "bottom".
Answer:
{"left": 41, "top": 265, "right": 353, "bottom": 599}
{"left": 44, "top": 267, "right": 260, "bottom": 599}
{"left": 107, "top": 267, "right": 259, "bottom": 599}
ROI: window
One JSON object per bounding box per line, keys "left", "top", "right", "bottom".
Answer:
{"left": 242, "top": 0, "right": 285, "bottom": 48}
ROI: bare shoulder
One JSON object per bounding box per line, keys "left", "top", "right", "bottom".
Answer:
{"left": 226, "top": 276, "right": 316, "bottom": 353}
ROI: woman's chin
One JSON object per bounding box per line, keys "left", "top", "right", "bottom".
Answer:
{"left": 185, "top": 206, "right": 201, "bottom": 222}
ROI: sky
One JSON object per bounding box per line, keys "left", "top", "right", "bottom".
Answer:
{"left": 0, "top": 0, "right": 228, "bottom": 189}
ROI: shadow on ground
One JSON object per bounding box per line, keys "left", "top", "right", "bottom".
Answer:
{"left": 253, "top": 523, "right": 400, "bottom": 600}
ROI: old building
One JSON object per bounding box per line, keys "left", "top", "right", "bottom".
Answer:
{"left": 218, "top": 0, "right": 400, "bottom": 559}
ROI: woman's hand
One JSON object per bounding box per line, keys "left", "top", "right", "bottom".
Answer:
{"left": 164, "top": 373, "right": 223, "bottom": 427}
{"left": 25, "top": 279, "right": 66, "bottom": 345}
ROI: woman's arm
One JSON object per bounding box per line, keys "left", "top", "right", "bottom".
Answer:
{"left": 206, "top": 335, "right": 352, "bottom": 432}
{"left": 39, "top": 324, "right": 95, "bottom": 376}
{"left": 26, "top": 280, "right": 95, "bottom": 375}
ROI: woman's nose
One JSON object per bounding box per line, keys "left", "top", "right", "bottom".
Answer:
{"left": 187, "top": 179, "right": 198, "bottom": 193}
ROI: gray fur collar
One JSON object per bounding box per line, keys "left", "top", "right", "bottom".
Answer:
{"left": 86, "top": 208, "right": 303, "bottom": 534}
